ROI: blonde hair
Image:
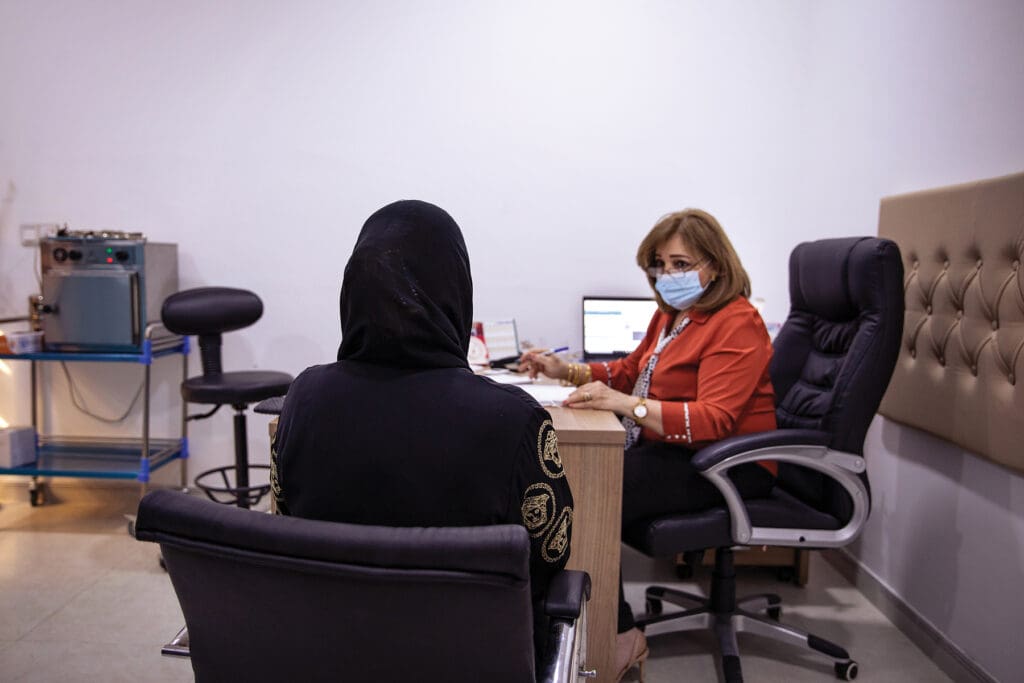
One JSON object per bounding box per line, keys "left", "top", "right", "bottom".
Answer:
{"left": 635, "top": 208, "right": 751, "bottom": 313}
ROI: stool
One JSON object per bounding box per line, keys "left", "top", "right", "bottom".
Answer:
{"left": 161, "top": 287, "right": 292, "bottom": 508}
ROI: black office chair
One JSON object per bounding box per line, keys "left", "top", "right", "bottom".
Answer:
{"left": 134, "top": 489, "right": 592, "bottom": 683}
{"left": 161, "top": 287, "right": 292, "bottom": 508}
{"left": 625, "top": 237, "right": 904, "bottom": 682}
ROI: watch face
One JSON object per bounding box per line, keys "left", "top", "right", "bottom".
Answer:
{"left": 633, "top": 402, "right": 648, "bottom": 419}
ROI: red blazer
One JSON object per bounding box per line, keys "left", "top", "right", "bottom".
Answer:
{"left": 589, "top": 296, "right": 778, "bottom": 474}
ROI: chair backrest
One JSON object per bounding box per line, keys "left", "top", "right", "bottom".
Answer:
{"left": 135, "top": 490, "right": 538, "bottom": 683}
{"left": 161, "top": 287, "right": 263, "bottom": 376}
{"left": 770, "top": 237, "right": 904, "bottom": 518}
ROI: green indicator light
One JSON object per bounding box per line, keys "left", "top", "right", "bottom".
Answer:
{"left": 106, "top": 247, "right": 113, "bottom": 254}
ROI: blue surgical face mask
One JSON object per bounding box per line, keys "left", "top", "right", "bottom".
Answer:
{"left": 655, "top": 271, "right": 706, "bottom": 310}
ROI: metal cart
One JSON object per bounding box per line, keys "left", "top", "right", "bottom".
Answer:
{"left": 0, "top": 321, "right": 189, "bottom": 505}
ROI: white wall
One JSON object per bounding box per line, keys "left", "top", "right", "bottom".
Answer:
{"left": 1, "top": 1, "right": 1022, "bottom": 678}
{"left": 1, "top": 0, "right": 816, "bottom": 474}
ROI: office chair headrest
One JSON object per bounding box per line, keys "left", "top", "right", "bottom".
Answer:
{"left": 162, "top": 287, "right": 263, "bottom": 336}
{"left": 789, "top": 237, "right": 899, "bottom": 322}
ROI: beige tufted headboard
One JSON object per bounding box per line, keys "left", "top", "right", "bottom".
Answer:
{"left": 877, "top": 171, "right": 1024, "bottom": 474}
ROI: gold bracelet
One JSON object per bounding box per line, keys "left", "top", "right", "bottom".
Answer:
{"left": 565, "top": 363, "right": 590, "bottom": 387}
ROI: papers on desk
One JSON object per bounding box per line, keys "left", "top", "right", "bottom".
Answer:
{"left": 477, "top": 370, "right": 574, "bottom": 405}
{"left": 518, "top": 383, "right": 574, "bottom": 407}
{"left": 479, "top": 369, "right": 534, "bottom": 385}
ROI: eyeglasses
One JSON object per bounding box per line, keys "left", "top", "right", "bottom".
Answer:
{"left": 645, "top": 258, "right": 707, "bottom": 279}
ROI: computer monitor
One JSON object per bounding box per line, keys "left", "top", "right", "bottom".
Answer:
{"left": 582, "top": 296, "right": 658, "bottom": 361}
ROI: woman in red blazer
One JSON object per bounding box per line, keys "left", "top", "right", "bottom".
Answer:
{"left": 521, "top": 208, "right": 777, "bottom": 682}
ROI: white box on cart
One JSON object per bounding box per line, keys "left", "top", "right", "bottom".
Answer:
{"left": 0, "top": 426, "right": 36, "bottom": 468}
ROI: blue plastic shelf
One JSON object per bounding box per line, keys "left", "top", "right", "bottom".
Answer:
{"left": 0, "top": 334, "right": 190, "bottom": 490}
{"left": 0, "top": 437, "right": 187, "bottom": 483}
{"left": 0, "top": 336, "right": 189, "bottom": 364}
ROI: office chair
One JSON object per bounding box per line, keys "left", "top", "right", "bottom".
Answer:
{"left": 624, "top": 237, "right": 904, "bottom": 682}
{"left": 134, "top": 489, "right": 592, "bottom": 683}
{"left": 161, "top": 287, "right": 292, "bottom": 508}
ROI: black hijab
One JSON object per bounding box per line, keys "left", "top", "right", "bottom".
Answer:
{"left": 337, "top": 200, "right": 472, "bottom": 369}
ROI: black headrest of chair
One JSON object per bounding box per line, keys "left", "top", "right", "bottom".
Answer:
{"left": 791, "top": 237, "right": 903, "bottom": 322}
{"left": 161, "top": 287, "right": 263, "bottom": 336}
{"left": 789, "top": 237, "right": 872, "bottom": 321}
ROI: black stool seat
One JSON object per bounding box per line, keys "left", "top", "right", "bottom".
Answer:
{"left": 182, "top": 370, "right": 293, "bottom": 406}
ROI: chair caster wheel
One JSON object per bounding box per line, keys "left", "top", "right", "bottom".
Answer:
{"left": 835, "top": 660, "right": 858, "bottom": 680}
{"left": 29, "top": 485, "right": 46, "bottom": 507}
{"left": 645, "top": 597, "right": 663, "bottom": 615}
{"left": 767, "top": 605, "right": 781, "bottom": 621}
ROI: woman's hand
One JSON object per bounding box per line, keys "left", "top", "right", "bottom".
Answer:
{"left": 565, "top": 382, "right": 665, "bottom": 434}
{"left": 519, "top": 349, "right": 570, "bottom": 380}
{"left": 564, "top": 381, "right": 632, "bottom": 415}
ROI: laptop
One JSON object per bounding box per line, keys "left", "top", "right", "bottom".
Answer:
{"left": 582, "top": 296, "right": 658, "bottom": 362}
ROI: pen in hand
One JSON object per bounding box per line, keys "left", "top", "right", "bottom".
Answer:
{"left": 519, "top": 346, "right": 569, "bottom": 380}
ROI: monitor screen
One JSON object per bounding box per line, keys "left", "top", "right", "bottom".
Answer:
{"left": 582, "top": 296, "right": 658, "bottom": 359}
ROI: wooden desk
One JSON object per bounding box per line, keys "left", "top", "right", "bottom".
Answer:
{"left": 547, "top": 407, "right": 625, "bottom": 683}
{"left": 268, "top": 408, "right": 625, "bottom": 682}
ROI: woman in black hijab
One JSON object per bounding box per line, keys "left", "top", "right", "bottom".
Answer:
{"left": 271, "top": 200, "right": 573, "bottom": 658}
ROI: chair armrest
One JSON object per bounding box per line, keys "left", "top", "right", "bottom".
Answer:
{"left": 690, "top": 430, "right": 870, "bottom": 548}
{"left": 544, "top": 569, "right": 591, "bottom": 620}
{"left": 691, "top": 429, "right": 830, "bottom": 471}
{"left": 539, "top": 570, "right": 592, "bottom": 683}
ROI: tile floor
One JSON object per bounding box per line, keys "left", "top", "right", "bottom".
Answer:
{"left": 0, "top": 482, "right": 952, "bottom": 682}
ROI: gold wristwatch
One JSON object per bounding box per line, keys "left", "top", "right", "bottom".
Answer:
{"left": 632, "top": 398, "right": 648, "bottom": 419}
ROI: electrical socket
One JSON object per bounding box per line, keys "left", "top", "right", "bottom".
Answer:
{"left": 19, "top": 223, "right": 60, "bottom": 247}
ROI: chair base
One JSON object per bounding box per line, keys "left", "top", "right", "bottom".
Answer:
{"left": 190, "top": 406, "right": 271, "bottom": 509}
{"left": 194, "top": 464, "right": 271, "bottom": 508}
{"left": 161, "top": 625, "right": 190, "bottom": 658}
{"left": 634, "top": 548, "right": 858, "bottom": 682}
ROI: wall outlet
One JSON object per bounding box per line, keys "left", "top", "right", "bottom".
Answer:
{"left": 19, "top": 223, "right": 60, "bottom": 247}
